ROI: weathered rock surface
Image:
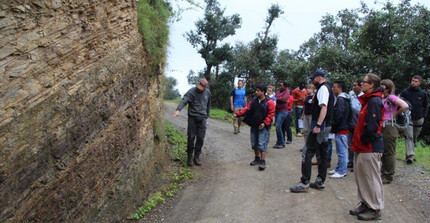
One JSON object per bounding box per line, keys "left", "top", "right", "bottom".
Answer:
{"left": 0, "top": 0, "right": 168, "bottom": 222}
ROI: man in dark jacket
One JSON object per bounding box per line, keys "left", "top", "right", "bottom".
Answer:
{"left": 174, "top": 79, "right": 211, "bottom": 166}
{"left": 329, "top": 80, "right": 351, "bottom": 179}
{"left": 400, "top": 75, "right": 428, "bottom": 164}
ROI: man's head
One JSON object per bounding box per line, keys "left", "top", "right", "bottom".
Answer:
{"left": 255, "top": 84, "right": 267, "bottom": 98}
{"left": 279, "top": 81, "right": 288, "bottom": 91}
{"left": 411, "top": 75, "right": 422, "bottom": 89}
{"left": 333, "top": 80, "right": 346, "bottom": 96}
{"left": 299, "top": 82, "right": 306, "bottom": 90}
{"left": 353, "top": 80, "right": 363, "bottom": 94}
{"left": 197, "top": 78, "right": 209, "bottom": 92}
{"left": 308, "top": 69, "right": 327, "bottom": 85}
{"left": 362, "top": 73, "right": 380, "bottom": 94}
{"left": 237, "top": 80, "right": 244, "bottom": 89}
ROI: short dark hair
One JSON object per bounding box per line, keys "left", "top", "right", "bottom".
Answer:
{"left": 412, "top": 75, "right": 422, "bottom": 81}
{"left": 334, "top": 80, "right": 346, "bottom": 92}
{"left": 355, "top": 79, "right": 363, "bottom": 87}
{"left": 256, "top": 84, "right": 267, "bottom": 94}
{"left": 281, "top": 81, "right": 289, "bottom": 88}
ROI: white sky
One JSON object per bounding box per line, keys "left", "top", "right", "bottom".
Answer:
{"left": 165, "top": 0, "right": 430, "bottom": 95}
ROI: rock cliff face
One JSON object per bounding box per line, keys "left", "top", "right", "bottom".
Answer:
{"left": 0, "top": 1, "right": 168, "bottom": 222}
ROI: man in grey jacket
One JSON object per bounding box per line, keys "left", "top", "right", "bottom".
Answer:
{"left": 173, "top": 79, "right": 211, "bottom": 166}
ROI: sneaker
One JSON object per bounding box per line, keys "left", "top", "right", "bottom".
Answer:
{"left": 250, "top": 156, "right": 260, "bottom": 166}
{"left": 272, "top": 144, "right": 285, "bottom": 149}
{"left": 347, "top": 162, "right": 353, "bottom": 168}
{"left": 309, "top": 180, "right": 325, "bottom": 190}
{"left": 234, "top": 131, "right": 238, "bottom": 134}
{"left": 297, "top": 132, "right": 303, "bottom": 137}
{"left": 329, "top": 172, "right": 346, "bottom": 178}
{"left": 286, "top": 141, "right": 292, "bottom": 144}
{"left": 357, "top": 209, "right": 381, "bottom": 221}
{"left": 350, "top": 202, "right": 369, "bottom": 216}
{"left": 258, "top": 160, "right": 266, "bottom": 171}
{"left": 290, "top": 182, "right": 309, "bottom": 193}
{"left": 328, "top": 169, "right": 336, "bottom": 175}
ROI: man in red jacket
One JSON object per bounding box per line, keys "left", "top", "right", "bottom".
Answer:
{"left": 234, "top": 84, "right": 275, "bottom": 171}
{"left": 349, "top": 73, "right": 385, "bottom": 221}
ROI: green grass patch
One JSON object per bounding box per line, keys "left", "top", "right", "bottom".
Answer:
{"left": 210, "top": 108, "right": 233, "bottom": 123}
{"left": 129, "top": 122, "right": 193, "bottom": 220}
{"left": 137, "top": 0, "right": 171, "bottom": 66}
{"left": 396, "top": 138, "right": 430, "bottom": 171}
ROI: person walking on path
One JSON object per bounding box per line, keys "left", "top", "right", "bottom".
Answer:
{"left": 328, "top": 80, "right": 351, "bottom": 179}
{"left": 234, "top": 84, "right": 275, "bottom": 171}
{"left": 230, "top": 80, "right": 247, "bottom": 134}
{"left": 173, "top": 79, "right": 211, "bottom": 167}
{"left": 348, "top": 80, "right": 363, "bottom": 170}
{"left": 292, "top": 82, "right": 307, "bottom": 137}
{"left": 273, "top": 82, "right": 290, "bottom": 149}
{"left": 380, "top": 79, "right": 409, "bottom": 184}
{"left": 290, "top": 69, "right": 334, "bottom": 193}
{"left": 349, "top": 73, "right": 385, "bottom": 221}
{"left": 400, "top": 75, "right": 428, "bottom": 164}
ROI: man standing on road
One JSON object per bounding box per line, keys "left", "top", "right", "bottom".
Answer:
{"left": 173, "top": 79, "right": 211, "bottom": 167}
{"left": 290, "top": 69, "right": 334, "bottom": 193}
{"left": 230, "top": 80, "right": 247, "bottom": 134}
{"left": 234, "top": 84, "right": 275, "bottom": 171}
{"left": 400, "top": 75, "right": 428, "bottom": 164}
{"left": 292, "top": 82, "right": 307, "bottom": 137}
{"left": 273, "top": 81, "right": 290, "bottom": 149}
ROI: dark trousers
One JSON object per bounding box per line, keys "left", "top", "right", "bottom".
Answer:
{"left": 301, "top": 132, "right": 328, "bottom": 184}
{"left": 187, "top": 116, "right": 207, "bottom": 155}
{"left": 295, "top": 107, "right": 303, "bottom": 133}
{"left": 282, "top": 112, "right": 293, "bottom": 142}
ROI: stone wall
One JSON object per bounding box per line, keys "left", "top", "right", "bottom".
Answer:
{"left": 0, "top": 0, "right": 168, "bottom": 222}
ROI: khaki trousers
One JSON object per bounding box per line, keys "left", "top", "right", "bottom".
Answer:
{"left": 354, "top": 152, "right": 384, "bottom": 210}
{"left": 233, "top": 107, "right": 244, "bottom": 132}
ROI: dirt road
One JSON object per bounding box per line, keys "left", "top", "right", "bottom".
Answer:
{"left": 147, "top": 102, "right": 429, "bottom": 222}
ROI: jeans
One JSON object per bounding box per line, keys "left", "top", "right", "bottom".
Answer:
{"left": 282, "top": 112, "right": 293, "bottom": 142}
{"left": 250, "top": 126, "right": 269, "bottom": 152}
{"left": 334, "top": 134, "right": 348, "bottom": 175}
{"left": 327, "top": 139, "right": 333, "bottom": 163}
{"left": 295, "top": 106, "right": 303, "bottom": 133}
{"left": 187, "top": 116, "right": 207, "bottom": 155}
{"left": 348, "top": 132, "right": 354, "bottom": 165}
{"left": 275, "top": 111, "right": 288, "bottom": 145}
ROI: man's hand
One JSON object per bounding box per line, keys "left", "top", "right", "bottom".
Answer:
{"left": 259, "top": 123, "right": 265, "bottom": 130}
{"left": 232, "top": 114, "right": 237, "bottom": 119}
{"left": 173, "top": 110, "right": 180, "bottom": 118}
{"left": 312, "top": 126, "right": 321, "bottom": 134}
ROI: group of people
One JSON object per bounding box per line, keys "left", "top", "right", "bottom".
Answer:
{"left": 172, "top": 72, "right": 428, "bottom": 221}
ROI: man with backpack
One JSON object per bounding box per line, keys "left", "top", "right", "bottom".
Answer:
{"left": 400, "top": 75, "right": 428, "bottom": 164}
{"left": 233, "top": 84, "right": 275, "bottom": 171}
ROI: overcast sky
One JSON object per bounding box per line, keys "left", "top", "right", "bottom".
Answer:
{"left": 165, "top": 0, "right": 429, "bottom": 95}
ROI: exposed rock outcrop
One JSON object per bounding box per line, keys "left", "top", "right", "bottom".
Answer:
{"left": 0, "top": 1, "right": 168, "bottom": 222}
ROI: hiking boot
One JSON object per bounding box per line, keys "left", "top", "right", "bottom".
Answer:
{"left": 382, "top": 178, "right": 392, "bottom": 184}
{"left": 406, "top": 155, "right": 414, "bottom": 164}
{"left": 250, "top": 156, "right": 260, "bottom": 166}
{"left": 357, "top": 209, "right": 381, "bottom": 221}
{"left": 187, "top": 154, "right": 193, "bottom": 166}
{"left": 310, "top": 180, "right": 325, "bottom": 190}
{"left": 193, "top": 154, "right": 202, "bottom": 166}
{"left": 290, "top": 182, "right": 309, "bottom": 193}
{"left": 272, "top": 144, "right": 285, "bottom": 149}
{"left": 258, "top": 160, "right": 266, "bottom": 171}
{"left": 350, "top": 202, "right": 369, "bottom": 216}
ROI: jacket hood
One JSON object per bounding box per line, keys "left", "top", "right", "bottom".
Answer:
{"left": 359, "top": 87, "right": 384, "bottom": 105}
{"left": 338, "top": 92, "right": 350, "bottom": 100}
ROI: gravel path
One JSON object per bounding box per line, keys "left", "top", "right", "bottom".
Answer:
{"left": 142, "top": 102, "right": 430, "bottom": 223}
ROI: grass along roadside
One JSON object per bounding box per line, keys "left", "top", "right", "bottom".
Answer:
{"left": 395, "top": 137, "right": 430, "bottom": 172}
{"left": 129, "top": 122, "right": 193, "bottom": 220}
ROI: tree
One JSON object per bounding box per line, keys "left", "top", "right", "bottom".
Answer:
{"left": 163, "top": 76, "right": 181, "bottom": 100}
{"left": 185, "top": 0, "right": 241, "bottom": 81}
